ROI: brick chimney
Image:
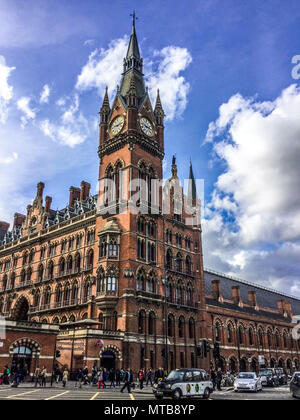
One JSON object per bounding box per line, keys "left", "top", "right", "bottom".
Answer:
{"left": 0, "top": 221, "right": 10, "bottom": 232}
{"left": 212, "top": 280, "right": 221, "bottom": 300}
{"left": 284, "top": 301, "right": 293, "bottom": 318}
{"left": 248, "top": 291, "right": 258, "bottom": 308}
{"left": 13, "top": 213, "right": 26, "bottom": 229}
{"left": 69, "top": 187, "right": 81, "bottom": 206}
{"left": 37, "top": 182, "right": 45, "bottom": 198}
{"left": 232, "top": 286, "right": 242, "bottom": 305}
{"left": 45, "top": 196, "right": 52, "bottom": 213}
{"left": 277, "top": 299, "right": 285, "bottom": 315}
{"left": 80, "top": 181, "right": 91, "bottom": 201}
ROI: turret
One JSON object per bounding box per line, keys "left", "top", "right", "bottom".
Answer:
{"left": 99, "top": 87, "right": 111, "bottom": 145}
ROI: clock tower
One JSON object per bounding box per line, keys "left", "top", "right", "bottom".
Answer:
{"left": 98, "top": 17, "right": 165, "bottom": 214}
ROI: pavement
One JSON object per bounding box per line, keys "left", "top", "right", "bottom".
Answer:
{"left": 0, "top": 382, "right": 295, "bottom": 400}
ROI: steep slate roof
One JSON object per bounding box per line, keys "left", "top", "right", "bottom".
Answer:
{"left": 204, "top": 269, "right": 300, "bottom": 317}
{"left": 0, "top": 195, "right": 97, "bottom": 247}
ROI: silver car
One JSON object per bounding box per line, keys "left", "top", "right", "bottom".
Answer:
{"left": 234, "top": 372, "right": 263, "bottom": 393}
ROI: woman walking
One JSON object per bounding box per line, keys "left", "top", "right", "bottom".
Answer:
{"left": 62, "top": 368, "right": 69, "bottom": 388}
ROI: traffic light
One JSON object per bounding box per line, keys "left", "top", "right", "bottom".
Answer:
{"left": 55, "top": 350, "right": 61, "bottom": 359}
{"left": 202, "top": 340, "right": 208, "bottom": 358}
{"left": 196, "top": 346, "right": 202, "bottom": 357}
{"left": 213, "top": 342, "right": 220, "bottom": 359}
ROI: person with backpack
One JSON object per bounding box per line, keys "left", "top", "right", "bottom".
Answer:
{"left": 75, "top": 368, "right": 84, "bottom": 389}
{"left": 97, "top": 368, "right": 105, "bottom": 389}
{"left": 41, "top": 366, "right": 47, "bottom": 387}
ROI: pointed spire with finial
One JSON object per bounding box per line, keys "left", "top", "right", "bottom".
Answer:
{"left": 154, "top": 89, "right": 165, "bottom": 125}
{"left": 188, "top": 160, "right": 197, "bottom": 206}
{"left": 120, "top": 12, "right": 145, "bottom": 102}
{"left": 100, "top": 86, "right": 111, "bottom": 123}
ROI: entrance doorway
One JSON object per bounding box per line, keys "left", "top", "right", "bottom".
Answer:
{"left": 100, "top": 351, "right": 116, "bottom": 370}
{"left": 12, "top": 346, "right": 32, "bottom": 375}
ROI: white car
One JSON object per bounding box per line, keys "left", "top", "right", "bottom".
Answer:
{"left": 234, "top": 372, "right": 263, "bottom": 393}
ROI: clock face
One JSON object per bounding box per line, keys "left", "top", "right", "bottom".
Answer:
{"left": 110, "top": 115, "right": 125, "bottom": 136}
{"left": 140, "top": 117, "right": 154, "bottom": 137}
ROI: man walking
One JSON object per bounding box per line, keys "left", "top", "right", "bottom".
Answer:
{"left": 120, "top": 369, "right": 131, "bottom": 393}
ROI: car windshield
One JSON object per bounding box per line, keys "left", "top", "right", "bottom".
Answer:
{"left": 259, "top": 369, "right": 273, "bottom": 376}
{"left": 166, "top": 371, "right": 185, "bottom": 381}
{"left": 237, "top": 373, "right": 255, "bottom": 379}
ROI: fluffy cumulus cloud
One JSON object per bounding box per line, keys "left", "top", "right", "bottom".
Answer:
{"left": 76, "top": 37, "right": 192, "bottom": 121}
{"left": 17, "top": 96, "right": 36, "bottom": 128}
{"left": 40, "top": 84, "right": 50, "bottom": 104}
{"left": 40, "top": 94, "right": 90, "bottom": 147}
{"left": 76, "top": 36, "right": 129, "bottom": 98}
{"left": 203, "top": 84, "right": 300, "bottom": 296}
{"left": 146, "top": 46, "right": 192, "bottom": 121}
{"left": 0, "top": 55, "right": 15, "bottom": 124}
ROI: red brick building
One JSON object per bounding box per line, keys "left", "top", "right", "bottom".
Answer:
{"left": 0, "top": 20, "right": 299, "bottom": 376}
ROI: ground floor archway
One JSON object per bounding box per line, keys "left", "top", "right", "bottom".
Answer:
{"left": 100, "top": 351, "right": 116, "bottom": 370}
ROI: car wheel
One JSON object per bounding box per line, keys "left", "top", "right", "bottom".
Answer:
{"left": 203, "top": 388, "right": 210, "bottom": 399}
{"left": 172, "top": 389, "right": 182, "bottom": 400}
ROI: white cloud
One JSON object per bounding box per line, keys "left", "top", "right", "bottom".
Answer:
{"left": 17, "top": 96, "right": 36, "bottom": 128}
{"left": 203, "top": 84, "right": 300, "bottom": 296}
{"left": 76, "top": 36, "right": 129, "bottom": 98}
{"left": 40, "top": 84, "right": 50, "bottom": 104}
{"left": 0, "top": 55, "right": 15, "bottom": 124}
{"left": 146, "top": 46, "right": 192, "bottom": 121}
{"left": 40, "top": 94, "right": 90, "bottom": 147}
{"left": 0, "top": 152, "right": 18, "bottom": 164}
{"left": 76, "top": 37, "right": 192, "bottom": 121}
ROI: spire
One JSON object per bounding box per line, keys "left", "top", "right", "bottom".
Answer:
{"left": 100, "top": 87, "right": 110, "bottom": 123}
{"left": 126, "top": 12, "right": 141, "bottom": 60}
{"left": 154, "top": 89, "right": 165, "bottom": 125}
{"left": 188, "top": 161, "right": 197, "bottom": 206}
{"left": 120, "top": 14, "right": 145, "bottom": 103}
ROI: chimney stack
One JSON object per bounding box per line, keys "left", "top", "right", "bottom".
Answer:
{"left": 232, "top": 286, "right": 242, "bottom": 305}
{"left": 37, "top": 182, "right": 45, "bottom": 198}
{"left": 45, "top": 196, "right": 52, "bottom": 213}
{"left": 69, "top": 187, "right": 81, "bottom": 206}
{"left": 248, "top": 291, "right": 258, "bottom": 308}
{"left": 212, "top": 280, "right": 221, "bottom": 300}
{"left": 277, "top": 299, "right": 285, "bottom": 315}
{"left": 13, "top": 213, "right": 26, "bottom": 229}
{"left": 0, "top": 221, "right": 10, "bottom": 232}
{"left": 80, "top": 181, "right": 91, "bottom": 202}
{"left": 284, "top": 301, "right": 292, "bottom": 318}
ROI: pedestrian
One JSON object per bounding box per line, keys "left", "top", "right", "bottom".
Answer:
{"left": 62, "top": 368, "right": 69, "bottom": 388}
{"left": 41, "top": 366, "right": 47, "bottom": 387}
{"left": 146, "top": 368, "right": 153, "bottom": 387}
{"left": 109, "top": 369, "right": 116, "bottom": 388}
{"left": 55, "top": 365, "right": 61, "bottom": 384}
{"left": 75, "top": 368, "right": 84, "bottom": 389}
{"left": 116, "top": 369, "right": 121, "bottom": 387}
{"left": 83, "top": 366, "right": 89, "bottom": 385}
{"left": 34, "top": 367, "right": 41, "bottom": 387}
{"left": 216, "top": 368, "right": 222, "bottom": 391}
{"left": 210, "top": 369, "right": 216, "bottom": 390}
{"left": 138, "top": 369, "right": 145, "bottom": 389}
{"left": 97, "top": 368, "right": 105, "bottom": 389}
{"left": 120, "top": 369, "right": 131, "bottom": 393}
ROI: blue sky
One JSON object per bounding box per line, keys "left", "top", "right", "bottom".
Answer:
{"left": 1, "top": 0, "right": 300, "bottom": 296}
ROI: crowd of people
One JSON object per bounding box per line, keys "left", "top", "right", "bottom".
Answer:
{"left": 1, "top": 363, "right": 235, "bottom": 392}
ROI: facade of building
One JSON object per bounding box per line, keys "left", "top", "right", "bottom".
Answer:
{"left": 0, "top": 20, "right": 299, "bottom": 376}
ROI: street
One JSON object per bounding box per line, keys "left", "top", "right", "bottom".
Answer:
{"left": 0, "top": 384, "right": 296, "bottom": 400}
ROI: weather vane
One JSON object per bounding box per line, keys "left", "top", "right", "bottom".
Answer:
{"left": 130, "top": 11, "right": 138, "bottom": 26}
